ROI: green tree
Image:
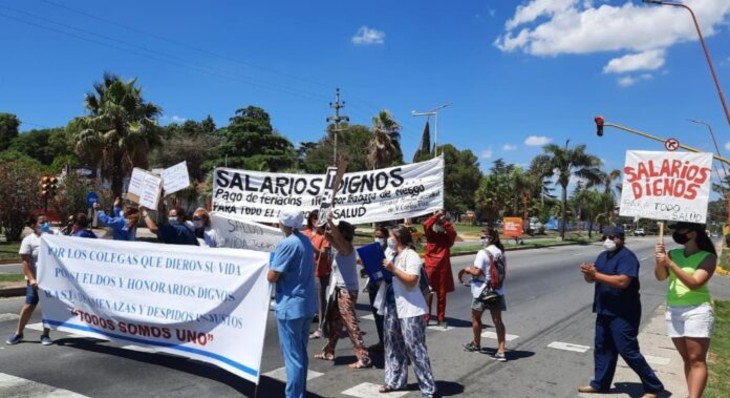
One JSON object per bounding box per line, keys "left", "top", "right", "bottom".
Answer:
{"left": 474, "top": 172, "right": 509, "bottom": 225}
{"left": 0, "top": 151, "right": 44, "bottom": 241}
{"left": 152, "top": 118, "right": 221, "bottom": 182}
{"left": 302, "top": 123, "right": 373, "bottom": 173}
{"left": 9, "top": 127, "right": 74, "bottom": 166}
{"left": 370, "top": 110, "right": 403, "bottom": 165}
{"left": 71, "top": 73, "right": 163, "bottom": 198}
{"left": 441, "top": 144, "right": 481, "bottom": 216}
{"left": 541, "top": 140, "right": 602, "bottom": 239}
{"left": 0, "top": 113, "right": 21, "bottom": 152}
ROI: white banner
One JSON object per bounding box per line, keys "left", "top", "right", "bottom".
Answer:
{"left": 211, "top": 212, "right": 283, "bottom": 252}
{"left": 161, "top": 161, "right": 191, "bottom": 195}
{"left": 212, "top": 157, "right": 444, "bottom": 224}
{"left": 619, "top": 150, "right": 713, "bottom": 223}
{"left": 37, "top": 235, "right": 271, "bottom": 383}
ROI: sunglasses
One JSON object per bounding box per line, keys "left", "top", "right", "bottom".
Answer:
{"left": 605, "top": 235, "right": 617, "bottom": 240}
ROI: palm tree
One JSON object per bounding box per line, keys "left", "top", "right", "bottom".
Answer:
{"left": 598, "top": 169, "right": 622, "bottom": 223}
{"left": 367, "top": 110, "right": 401, "bottom": 169}
{"left": 73, "top": 73, "right": 162, "bottom": 198}
{"left": 542, "top": 140, "right": 602, "bottom": 240}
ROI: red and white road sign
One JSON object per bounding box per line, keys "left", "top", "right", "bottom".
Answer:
{"left": 664, "top": 138, "right": 680, "bottom": 151}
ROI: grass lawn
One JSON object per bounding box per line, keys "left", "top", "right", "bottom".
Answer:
{"left": 706, "top": 300, "right": 730, "bottom": 397}
{"left": 0, "top": 273, "right": 25, "bottom": 282}
{"left": 0, "top": 241, "right": 21, "bottom": 260}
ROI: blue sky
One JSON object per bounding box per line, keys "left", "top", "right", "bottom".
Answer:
{"left": 1, "top": 0, "right": 729, "bottom": 183}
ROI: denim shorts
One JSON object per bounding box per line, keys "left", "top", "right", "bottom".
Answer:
{"left": 666, "top": 302, "right": 714, "bottom": 338}
{"left": 25, "top": 283, "right": 40, "bottom": 305}
{"left": 471, "top": 295, "right": 507, "bottom": 312}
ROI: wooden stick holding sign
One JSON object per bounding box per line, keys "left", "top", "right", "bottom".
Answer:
{"left": 316, "top": 158, "right": 348, "bottom": 228}
{"left": 658, "top": 221, "right": 664, "bottom": 242}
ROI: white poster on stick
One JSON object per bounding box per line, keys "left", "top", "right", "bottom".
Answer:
{"left": 161, "top": 161, "right": 191, "bottom": 195}
{"left": 127, "top": 168, "right": 163, "bottom": 209}
{"left": 618, "top": 150, "right": 713, "bottom": 223}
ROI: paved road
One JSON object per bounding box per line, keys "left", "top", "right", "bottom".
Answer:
{"left": 0, "top": 237, "right": 689, "bottom": 397}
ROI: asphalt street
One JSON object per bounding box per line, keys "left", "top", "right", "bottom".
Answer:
{"left": 0, "top": 237, "right": 691, "bottom": 397}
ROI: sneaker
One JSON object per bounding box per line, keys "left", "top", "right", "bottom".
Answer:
{"left": 5, "top": 333, "right": 23, "bottom": 345}
{"left": 492, "top": 352, "right": 507, "bottom": 362}
{"left": 40, "top": 335, "right": 53, "bottom": 346}
{"left": 463, "top": 341, "right": 481, "bottom": 352}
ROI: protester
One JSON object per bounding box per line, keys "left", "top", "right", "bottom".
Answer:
{"left": 366, "top": 225, "right": 392, "bottom": 353}
{"left": 459, "top": 227, "right": 508, "bottom": 361}
{"left": 192, "top": 207, "right": 218, "bottom": 247}
{"left": 422, "top": 209, "right": 457, "bottom": 327}
{"left": 94, "top": 197, "right": 139, "bottom": 241}
{"left": 267, "top": 207, "right": 317, "bottom": 398}
{"left": 302, "top": 210, "right": 331, "bottom": 339}
{"left": 314, "top": 210, "right": 371, "bottom": 368}
{"left": 143, "top": 203, "right": 198, "bottom": 246}
{"left": 578, "top": 226, "right": 663, "bottom": 398}
{"left": 71, "top": 213, "right": 97, "bottom": 239}
{"left": 655, "top": 222, "right": 717, "bottom": 398}
{"left": 378, "top": 225, "right": 436, "bottom": 397}
{"left": 6, "top": 214, "right": 53, "bottom": 346}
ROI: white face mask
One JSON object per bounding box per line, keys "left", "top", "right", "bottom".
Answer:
{"left": 193, "top": 220, "right": 205, "bottom": 229}
{"left": 374, "top": 237, "right": 385, "bottom": 246}
{"left": 602, "top": 238, "right": 617, "bottom": 252}
{"left": 386, "top": 238, "right": 396, "bottom": 250}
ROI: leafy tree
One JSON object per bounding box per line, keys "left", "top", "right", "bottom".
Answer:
{"left": 441, "top": 144, "right": 481, "bottom": 216}
{"left": 71, "top": 73, "right": 163, "bottom": 198}
{"left": 51, "top": 172, "right": 90, "bottom": 225}
{"left": 0, "top": 113, "right": 20, "bottom": 152}
{"left": 0, "top": 151, "right": 44, "bottom": 241}
{"left": 9, "top": 127, "right": 73, "bottom": 166}
{"left": 152, "top": 118, "right": 221, "bottom": 182}
{"left": 541, "top": 140, "right": 602, "bottom": 239}
{"left": 302, "top": 123, "right": 372, "bottom": 173}
{"left": 475, "top": 171, "right": 509, "bottom": 225}
{"left": 370, "top": 110, "right": 403, "bottom": 165}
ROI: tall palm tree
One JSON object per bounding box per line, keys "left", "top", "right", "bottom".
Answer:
{"left": 598, "top": 168, "right": 622, "bottom": 223}
{"left": 542, "top": 140, "right": 602, "bottom": 240}
{"left": 367, "top": 110, "right": 401, "bottom": 169}
{"left": 73, "top": 73, "right": 162, "bottom": 198}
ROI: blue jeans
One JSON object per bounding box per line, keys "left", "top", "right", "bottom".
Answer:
{"left": 277, "top": 316, "right": 312, "bottom": 398}
{"left": 25, "top": 283, "right": 39, "bottom": 305}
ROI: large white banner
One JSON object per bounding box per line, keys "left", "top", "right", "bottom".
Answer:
{"left": 619, "top": 150, "right": 713, "bottom": 223}
{"left": 211, "top": 212, "right": 283, "bottom": 252}
{"left": 37, "top": 235, "right": 271, "bottom": 383}
{"left": 212, "top": 157, "right": 444, "bottom": 224}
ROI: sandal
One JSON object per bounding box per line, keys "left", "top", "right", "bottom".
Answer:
{"left": 348, "top": 360, "right": 372, "bottom": 369}
{"left": 309, "top": 330, "right": 321, "bottom": 339}
{"left": 378, "top": 385, "right": 399, "bottom": 393}
{"left": 314, "top": 352, "right": 334, "bottom": 361}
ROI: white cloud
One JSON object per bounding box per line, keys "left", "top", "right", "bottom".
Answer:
{"left": 170, "top": 115, "right": 187, "bottom": 123}
{"left": 481, "top": 149, "right": 493, "bottom": 159}
{"left": 525, "top": 135, "right": 553, "bottom": 146}
{"left": 603, "top": 49, "right": 665, "bottom": 74}
{"left": 502, "top": 144, "right": 517, "bottom": 151}
{"left": 352, "top": 26, "right": 385, "bottom": 45}
{"left": 725, "top": 141, "right": 730, "bottom": 151}
{"left": 617, "top": 74, "right": 652, "bottom": 87}
{"left": 495, "top": 0, "right": 730, "bottom": 75}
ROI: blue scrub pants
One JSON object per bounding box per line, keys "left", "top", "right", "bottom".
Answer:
{"left": 277, "top": 316, "right": 312, "bottom": 398}
{"left": 591, "top": 314, "right": 664, "bottom": 394}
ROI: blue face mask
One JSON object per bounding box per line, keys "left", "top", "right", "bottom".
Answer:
{"left": 40, "top": 222, "right": 52, "bottom": 233}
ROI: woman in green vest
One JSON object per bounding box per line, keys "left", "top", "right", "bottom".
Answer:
{"left": 655, "top": 222, "right": 716, "bottom": 398}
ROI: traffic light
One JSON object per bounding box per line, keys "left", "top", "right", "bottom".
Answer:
{"left": 40, "top": 176, "right": 50, "bottom": 197}
{"left": 48, "top": 176, "right": 58, "bottom": 197}
{"left": 594, "top": 116, "right": 605, "bottom": 137}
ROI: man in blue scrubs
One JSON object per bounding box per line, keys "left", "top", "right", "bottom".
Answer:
{"left": 268, "top": 207, "right": 317, "bottom": 398}
{"left": 578, "top": 226, "right": 663, "bottom": 398}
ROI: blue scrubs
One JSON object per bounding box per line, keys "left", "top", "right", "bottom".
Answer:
{"left": 590, "top": 246, "right": 664, "bottom": 394}
{"left": 270, "top": 231, "right": 317, "bottom": 398}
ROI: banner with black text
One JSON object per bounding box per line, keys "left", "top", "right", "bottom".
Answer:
{"left": 211, "top": 211, "right": 283, "bottom": 252}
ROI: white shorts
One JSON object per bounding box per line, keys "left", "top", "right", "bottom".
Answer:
{"left": 666, "top": 303, "right": 714, "bottom": 338}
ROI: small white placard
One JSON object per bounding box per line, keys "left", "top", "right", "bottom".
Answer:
{"left": 161, "top": 161, "right": 190, "bottom": 195}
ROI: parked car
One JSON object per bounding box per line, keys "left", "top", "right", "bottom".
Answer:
{"left": 633, "top": 228, "right": 645, "bottom": 237}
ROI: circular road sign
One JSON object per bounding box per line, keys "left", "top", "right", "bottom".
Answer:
{"left": 664, "top": 138, "right": 680, "bottom": 151}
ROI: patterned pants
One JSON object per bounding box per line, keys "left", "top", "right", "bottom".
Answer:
{"left": 322, "top": 289, "right": 371, "bottom": 365}
{"left": 383, "top": 289, "right": 436, "bottom": 395}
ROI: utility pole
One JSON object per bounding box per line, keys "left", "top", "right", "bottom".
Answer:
{"left": 326, "top": 88, "right": 349, "bottom": 165}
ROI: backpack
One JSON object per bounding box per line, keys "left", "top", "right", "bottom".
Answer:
{"left": 483, "top": 248, "right": 506, "bottom": 289}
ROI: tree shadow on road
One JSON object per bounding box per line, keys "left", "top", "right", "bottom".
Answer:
{"left": 55, "top": 337, "right": 328, "bottom": 398}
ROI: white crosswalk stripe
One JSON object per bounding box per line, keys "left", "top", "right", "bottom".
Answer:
{"left": 481, "top": 331, "right": 519, "bottom": 341}
{"left": 0, "top": 373, "right": 90, "bottom": 397}
{"left": 263, "top": 367, "right": 323, "bottom": 382}
{"left": 342, "top": 382, "right": 409, "bottom": 397}
{"left": 547, "top": 341, "right": 591, "bottom": 353}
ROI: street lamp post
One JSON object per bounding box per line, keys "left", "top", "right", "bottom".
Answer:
{"left": 412, "top": 103, "right": 451, "bottom": 156}
{"left": 643, "top": 0, "right": 730, "bottom": 128}
{"left": 689, "top": 119, "right": 729, "bottom": 182}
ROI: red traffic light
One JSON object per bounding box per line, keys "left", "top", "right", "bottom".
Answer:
{"left": 594, "top": 116, "right": 605, "bottom": 137}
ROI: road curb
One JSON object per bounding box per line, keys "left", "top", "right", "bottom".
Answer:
{"left": 0, "top": 285, "right": 25, "bottom": 298}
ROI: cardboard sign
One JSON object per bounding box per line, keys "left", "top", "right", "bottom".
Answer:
{"left": 127, "top": 168, "right": 162, "bottom": 209}
{"left": 502, "top": 217, "right": 523, "bottom": 238}
{"left": 618, "top": 151, "right": 713, "bottom": 223}
{"left": 161, "top": 161, "right": 191, "bottom": 195}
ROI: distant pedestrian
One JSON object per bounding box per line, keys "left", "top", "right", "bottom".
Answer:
{"left": 423, "top": 209, "right": 456, "bottom": 327}
{"left": 655, "top": 222, "right": 717, "bottom": 398}
{"left": 268, "top": 207, "right": 317, "bottom": 398}
{"left": 302, "top": 210, "right": 331, "bottom": 339}
{"left": 578, "top": 226, "right": 663, "bottom": 398}
{"left": 6, "top": 214, "right": 53, "bottom": 346}
{"left": 71, "top": 213, "right": 97, "bottom": 239}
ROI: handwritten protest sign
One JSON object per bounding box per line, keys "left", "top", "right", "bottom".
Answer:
{"left": 618, "top": 150, "right": 713, "bottom": 223}
{"left": 38, "top": 235, "right": 271, "bottom": 383}
{"left": 212, "top": 157, "right": 444, "bottom": 224}
{"left": 161, "top": 161, "right": 190, "bottom": 195}
{"left": 127, "top": 168, "right": 162, "bottom": 209}
{"left": 502, "top": 217, "right": 523, "bottom": 238}
{"left": 211, "top": 212, "right": 283, "bottom": 252}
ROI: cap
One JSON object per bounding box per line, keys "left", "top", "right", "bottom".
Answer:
{"left": 602, "top": 226, "right": 625, "bottom": 237}
{"left": 278, "top": 207, "right": 304, "bottom": 229}
{"left": 667, "top": 221, "right": 706, "bottom": 231}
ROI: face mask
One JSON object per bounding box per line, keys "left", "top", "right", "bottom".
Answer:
{"left": 374, "top": 238, "right": 385, "bottom": 246}
{"left": 672, "top": 231, "right": 690, "bottom": 245}
{"left": 168, "top": 219, "right": 179, "bottom": 226}
{"left": 193, "top": 220, "right": 205, "bottom": 229}
{"left": 386, "top": 238, "right": 396, "bottom": 250}
{"left": 432, "top": 223, "right": 445, "bottom": 234}
{"left": 40, "top": 222, "right": 52, "bottom": 233}
{"left": 602, "top": 238, "right": 617, "bottom": 252}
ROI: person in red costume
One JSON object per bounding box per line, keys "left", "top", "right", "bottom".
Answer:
{"left": 422, "top": 209, "right": 457, "bottom": 327}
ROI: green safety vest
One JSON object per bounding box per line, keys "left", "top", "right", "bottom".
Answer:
{"left": 667, "top": 248, "right": 712, "bottom": 306}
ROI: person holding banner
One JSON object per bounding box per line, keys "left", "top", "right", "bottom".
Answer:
{"left": 93, "top": 198, "right": 140, "bottom": 241}
{"left": 378, "top": 225, "right": 436, "bottom": 397}
{"left": 655, "top": 222, "right": 717, "bottom": 398}
{"left": 267, "top": 207, "right": 317, "bottom": 398}
{"left": 315, "top": 210, "right": 372, "bottom": 369}
{"left": 577, "top": 226, "right": 664, "bottom": 397}
{"left": 423, "top": 209, "right": 457, "bottom": 327}
{"left": 302, "top": 210, "right": 331, "bottom": 340}
{"left": 192, "top": 207, "right": 219, "bottom": 247}
{"left": 6, "top": 214, "right": 53, "bottom": 346}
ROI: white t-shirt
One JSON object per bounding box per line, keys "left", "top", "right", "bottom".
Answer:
{"left": 392, "top": 248, "right": 428, "bottom": 318}
{"left": 471, "top": 245, "right": 506, "bottom": 298}
{"left": 19, "top": 232, "right": 42, "bottom": 279}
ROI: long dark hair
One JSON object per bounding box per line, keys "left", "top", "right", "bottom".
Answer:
{"left": 391, "top": 225, "right": 416, "bottom": 250}
{"left": 693, "top": 229, "right": 717, "bottom": 257}
{"left": 484, "top": 227, "right": 505, "bottom": 253}
{"left": 306, "top": 210, "right": 319, "bottom": 229}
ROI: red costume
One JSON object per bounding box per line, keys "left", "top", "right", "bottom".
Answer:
{"left": 423, "top": 213, "right": 457, "bottom": 324}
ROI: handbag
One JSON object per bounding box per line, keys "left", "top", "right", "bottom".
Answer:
{"left": 478, "top": 281, "right": 500, "bottom": 305}
{"left": 418, "top": 266, "right": 433, "bottom": 302}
